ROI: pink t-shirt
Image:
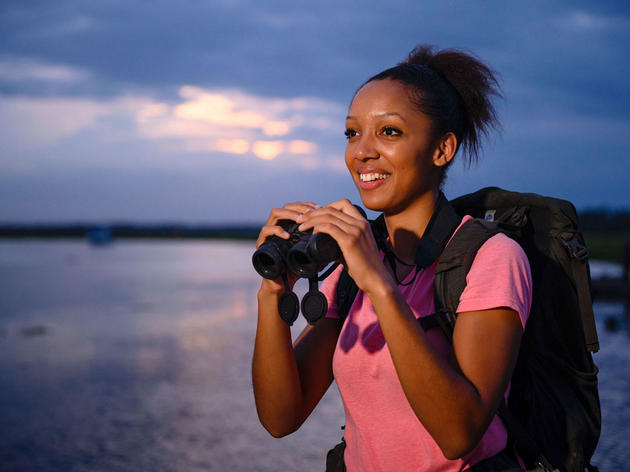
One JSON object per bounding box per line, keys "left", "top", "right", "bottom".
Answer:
{"left": 321, "top": 216, "right": 532, "bottom": 472}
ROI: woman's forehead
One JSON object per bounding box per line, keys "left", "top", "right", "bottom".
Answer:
{"left": 348, "top": 79, "right": 424, "bottom": 120}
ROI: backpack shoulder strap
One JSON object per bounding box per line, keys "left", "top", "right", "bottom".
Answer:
{"left": 336, "top": 267, "right": 359, "bottom": 324}
{"left": 433, "top": 218, "right": 502, "bottom": 340}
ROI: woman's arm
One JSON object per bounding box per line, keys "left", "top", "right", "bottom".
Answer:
{"left": 368, "top": 281, "right": 522, "bottom": 458}
{"left": 297, "top": 200, "right": 525, "bottom": 458}
{"left": 251, "top": 202, "right": 341, "bottom": 437}
{"left": 252, "top": 287, "right": 341, "bottom": 437}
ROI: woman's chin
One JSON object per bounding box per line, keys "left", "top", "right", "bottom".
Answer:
{"left": 358, "top": 193, "right": 389, "bottom": 213}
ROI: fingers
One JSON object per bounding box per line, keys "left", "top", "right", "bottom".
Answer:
{"left": 326, "top": 199, "right": 365, "bottom": 219}
{"left": 256, "top": 224, "right": 290, "bottom": 248}
{"left": 257, "top": 202, "right": 320, "bottom": 248}
{"left": 265, "top": 202, "right": 320, "bottom": 225}
{"left": 296, "top": 208, "right": 373, "bottom": 253}
{"left": 258, "top": 200, "right": 365, "bottom": 249}
{"left": 298, "top": 211, "right": 358, "bottom": 236}
{"left": 296, "top": 202, "right": 368, "bottom": 233}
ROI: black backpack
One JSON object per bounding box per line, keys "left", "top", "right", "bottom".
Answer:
{"left": 335, "top": 187, "right": 601, "bottom": 472}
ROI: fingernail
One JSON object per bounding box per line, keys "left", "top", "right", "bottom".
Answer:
{"left": 298, "top": 224, "right": 305, "bottom": 231}
{"left": 296, "top": 214, "right": 304, "bottom": 222}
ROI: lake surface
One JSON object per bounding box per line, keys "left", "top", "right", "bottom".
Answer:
{"left": 0, "top": 240, "right": 628, "bottom": 471}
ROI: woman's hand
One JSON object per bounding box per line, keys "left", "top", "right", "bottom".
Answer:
{"left": 256, "top": 201, "right": 320, "bottom": 296}
{"left": 295, "top": 199, "right": 394, "bottom": 294}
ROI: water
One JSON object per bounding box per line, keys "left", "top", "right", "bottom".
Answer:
{"left": 0, "top": 240, "right": 628, "bottom": 471}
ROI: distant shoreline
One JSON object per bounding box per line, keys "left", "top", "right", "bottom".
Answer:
{"left": 0, "top": 222, "right": 627, "bottom": 263}
{"left": 0, "top": 224, "right": 261, "bottom": 241}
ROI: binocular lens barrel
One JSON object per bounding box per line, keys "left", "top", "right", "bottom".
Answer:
{"left": 286, "top": 233, "right": 340, "bottom": 279}
{"left": 252, "top": 240, "right": 287, "bottom": 279}
{"left": 286, "top": 240, "right": 319, "bottom": 278}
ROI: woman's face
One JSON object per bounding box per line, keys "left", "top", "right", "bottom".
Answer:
{"left": 344, "top": 78, "right": 441, "bottom": 214}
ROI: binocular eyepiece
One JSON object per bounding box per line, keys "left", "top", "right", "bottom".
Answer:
{"left": 252, "top": 220, "right": 341, "bottom": 280}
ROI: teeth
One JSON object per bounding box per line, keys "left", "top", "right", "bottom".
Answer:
{"left": 360, "top": 173, "right": 390, "bottom": 182}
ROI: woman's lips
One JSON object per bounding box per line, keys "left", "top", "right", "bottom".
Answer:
{"left": 358, "top": 171, "right": 390, "bottom": 190}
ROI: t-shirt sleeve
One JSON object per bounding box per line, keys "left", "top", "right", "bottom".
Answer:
{"left": 320, "top": 264, "right": 345, "bottom": 320}
{"left": 456, "top": 233, "right": 533, "bottom": 328}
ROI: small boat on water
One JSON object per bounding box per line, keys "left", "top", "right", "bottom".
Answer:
{"left": 88, "top": 226, "right": 114, "bottom": 246}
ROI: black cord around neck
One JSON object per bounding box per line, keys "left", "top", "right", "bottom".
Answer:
{"left": 382, "top": 245, "right": 421, "bottom": 286}
{"left": 372, "top": 192, "right": 461, "bottom": 286}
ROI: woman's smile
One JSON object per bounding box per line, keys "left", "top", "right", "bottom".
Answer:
{"left": 357, "top": 165, "right": 391, "bottom": 189}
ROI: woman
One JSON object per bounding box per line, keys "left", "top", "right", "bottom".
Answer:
{"left": 252, "top": 45, "right": 532, "bottom": 471}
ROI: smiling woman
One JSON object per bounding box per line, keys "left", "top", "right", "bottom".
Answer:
{"left": 251, "top": 45, "right": 532, "bottom": 472}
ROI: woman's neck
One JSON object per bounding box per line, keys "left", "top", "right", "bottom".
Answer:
{"left": 383, "top": 190, "right": 439, "bottom": 264}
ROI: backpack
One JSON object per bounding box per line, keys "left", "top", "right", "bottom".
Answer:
{"left": 335, "top": 187, "right": 601, "bottom": 472}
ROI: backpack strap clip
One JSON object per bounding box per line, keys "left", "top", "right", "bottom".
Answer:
{"left": 561, "top": 235, "right": 589, "bottom": 262}
{"left": 434, "top": 308, "right": 456, "bottom": 342}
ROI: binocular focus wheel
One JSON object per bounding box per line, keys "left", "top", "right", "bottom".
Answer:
{"left": 278, "top": 291, "right": 300, "bottom": 326}
{"left": 301, "top": 290, "right": 328, "bottom": 325}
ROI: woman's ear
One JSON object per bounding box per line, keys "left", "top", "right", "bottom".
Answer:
{"left": 432, "top": 132, "right": 457, "bottom": 167}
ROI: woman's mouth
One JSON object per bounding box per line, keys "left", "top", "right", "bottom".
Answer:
{"left": 358, "top": 172, "right": 390, "bottom": 189}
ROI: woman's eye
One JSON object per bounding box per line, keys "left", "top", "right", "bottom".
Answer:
{"left": 344, "top": 129, "right": 357, "bottom": 140}
{"left": 382, "top": 127, "right": 402, "bottom": 137}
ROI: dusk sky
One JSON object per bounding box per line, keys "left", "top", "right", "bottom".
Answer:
{"left": 1, "top": 0, "right": 629, "bottom": 224}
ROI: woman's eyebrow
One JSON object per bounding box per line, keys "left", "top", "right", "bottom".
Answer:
{"left": 346, "top": 112, "right": 405, "bottom": 120}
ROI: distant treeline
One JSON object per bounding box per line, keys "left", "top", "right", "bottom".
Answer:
{"left": 579, "top": 210, "right": 630, "bottom": 233}
{"left": 0, "top": 223, "right": 261, "bottom": 240}
{"left": 0, "top": 209, "right": 627, "bottom": 241}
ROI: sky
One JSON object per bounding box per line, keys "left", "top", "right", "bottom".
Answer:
{"left": 1, "top": 0, "right": 629, "bottom": 224}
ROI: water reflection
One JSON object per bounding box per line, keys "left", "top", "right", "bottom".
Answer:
{"left": 0, "top": 241, "right": 627, "bottom": 471}
{"left": 0, "top": 240, "right": 345, "bottom": 471}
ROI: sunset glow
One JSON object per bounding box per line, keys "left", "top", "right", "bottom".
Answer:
{"left": 129, "top": 87, "right": 340, "bottom": 161}
{"left": 252, "top": 141, "right": 284, "bottom": 160}
{"left": 214, "top": 139, "right": 250, "bottom": 155}
{"left": 288, "top": 140, "right": 317, "bottom": 154}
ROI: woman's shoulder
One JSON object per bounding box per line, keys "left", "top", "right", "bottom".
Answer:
{"left": 457, "top": 218, "right": 533, "bottom": 326}
{"left": 454, "top": 215, "right": 528, "bottom": 264}
{"left": 480, "top": 231, "right": 527, "bottom": 260}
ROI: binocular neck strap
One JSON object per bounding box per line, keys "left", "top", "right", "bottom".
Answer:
{"left": 318, "top": 261, "right": 341, "bottom": 281}
{"left": 373, "top": 191, "right": 461, "bottom": 273}
{"left": 414, "top": 191, "right": 461, "bottom": 269}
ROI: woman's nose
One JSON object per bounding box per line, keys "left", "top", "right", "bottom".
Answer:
{"left": 353, "top": 135, "right": 379, "bottom": 161}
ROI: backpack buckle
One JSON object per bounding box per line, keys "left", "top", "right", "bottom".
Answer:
{"left": 561, "top": 236, "right": 589, "bottom": 262}
{"left": 533, "top": 461, "right": 560, "bottom": 472}
{"left": 437, "top": 309, "right": 457, "bottom": 329}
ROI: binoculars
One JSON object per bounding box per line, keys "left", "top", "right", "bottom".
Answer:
{"left": 252, "top": 206, "right": 367, "bottom": 326}
{"left": 252, "top": 220, "right": 341, "bottom": 281}
{"left": 252, "top": 220, "right": 341, "bottom": 326}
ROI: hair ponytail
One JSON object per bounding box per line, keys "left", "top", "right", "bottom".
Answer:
{"left": 364, "top": 44, "right": 502, "bottom": 171}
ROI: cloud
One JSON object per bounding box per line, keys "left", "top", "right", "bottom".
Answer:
{"left": 135, "top": 86, "right": 341, "bottom": 161}
{"left": 556, "top": 10, "right": 630, "bottom": 31}
{"left": 252, "top": 141, "right": 284, "bottom": 160}
{"left": 288, "top": 140, "right": 318, "bottom": 155}
{"left": 0, "top": 57, "right": 91, "bottom": 83}
{"left": 186, "top": 139, "right": 250, "bottom": 155}
{"left": 18, "top": 14, "right": 97, "bottom": 40}
{"left": 0, "top": 94, "right": 148, "bottom": 149}
{"left": 0, "top": 85, "right": 345, "bottom": 172}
